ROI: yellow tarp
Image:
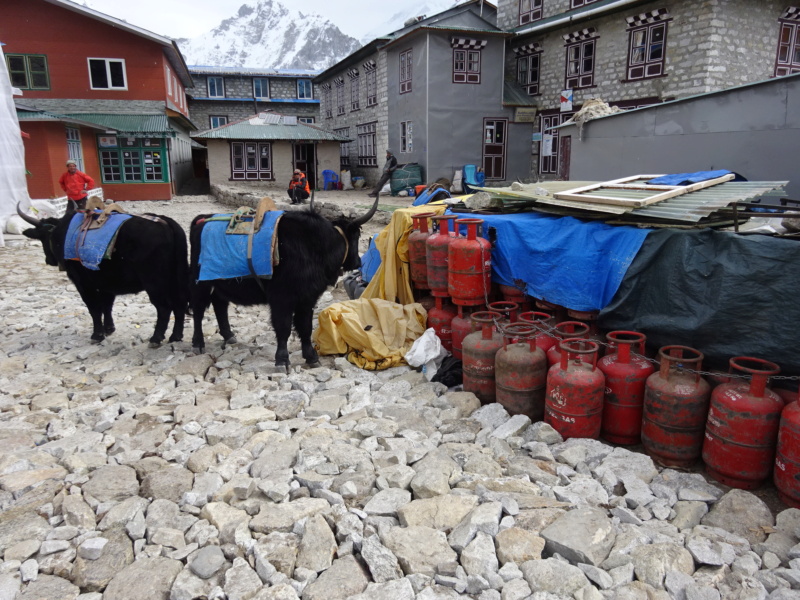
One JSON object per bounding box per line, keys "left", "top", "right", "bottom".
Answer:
{"left": 314, "top": 298, "right": 428, "bottom": 370}
{"left": 361, "top": 203, "right": 448, "bottom": 305}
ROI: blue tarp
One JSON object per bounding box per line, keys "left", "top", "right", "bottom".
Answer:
{"left": 198, "top": 211, "right": 283, "bottom": 281}
{"left": 64, "top": 212, "right": 132, "bottom": 270}
{"left": 412, "top": 187, "right": 451, "bottom": 207}
{"left": 361, "top": 234, "right": 381, "bottom": 283}
{"left": 452, "top": 211, "right": 651, "bottom": 312}
{"left": 647, "top": 170, "right": 732, "bottom": 186}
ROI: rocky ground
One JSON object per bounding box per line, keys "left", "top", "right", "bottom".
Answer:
{"left": 0, "top": 192, "right": 799, "bottom": 600}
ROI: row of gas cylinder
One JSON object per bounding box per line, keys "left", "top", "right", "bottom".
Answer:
{"left": 451, "top": 307, "right": 800, "bottom": 509}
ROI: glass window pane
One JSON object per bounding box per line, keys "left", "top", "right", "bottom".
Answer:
{"left": 10, "top": 71, "right": 27, "bottom": 87}
{"left": 794, "top": 47, "right": 800, "bottom": 64}
{"left": 584, "top": 42, "right": 594, "bottom": 57}
{"left": 631, "top": 47, "right": 645, "bottom": 64}
{"left": 652, "top": 26, "right": 665, "bottom": 43}
{"left": 30, "top": 72, "right": 48, "bottom": 88}
{"left": 779, "top": 46, "right": 789, "bottom": 62}
{"left": 29, "top": 56, "right": 46, "bottom": 71}
{"left": 583, "top": 57, "right": 593, "bottom": 73}
{"left": 781, "top": 25, "right": 791, "bottom": 44}
{"left": 632, "top": 30, "right": 645, "bottom": 47}
{"left": 8, "top": 56, "right": 25, "bottom": 72}
{"left": 109, "top": 61, "right": 125, "bottom": 87}
{"left": 89, "top": 60, "right": 108, "bottom": 88}
{"left": 649, "top": 43, "right": 663, "bottom": 61}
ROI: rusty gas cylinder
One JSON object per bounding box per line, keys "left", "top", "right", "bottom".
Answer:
{"left": 598, "top": 331, "right": 655, "bottom": 445}
{"left": 566, "top": 309, "right": 605, "bottom": 357}
{"left": 775, "top": 399, "right": 800, "bottom": 508}
{"left": 408, "top": 212, "right": 436, "bottom": 290}
{"left": 546, "top": 321, "right": 591, "bottom": 367}
{"left": 462, "top": 311, "right": 504, "bottom": 404}
{"left": 427, "top": 296, "right": 458, "bottom": 352}
{"left": 451, "top": 305, "right": 479, "bottom": 360}
{"left": 487, "top": 301, "right": 519, "bottom": 326}
{"left": 425, "top": 214, "right": 458, "bottom": 298}
{"left": 703, "top": 357, "right": 784, "bottom": 489}
{"left": 535, "top": 298, "right": 568, "bottom": 323}
{"left": 448, "top": 218, "right": 492, "bottom": 306}
{"left": 641, "top": 346, "right": 711, "bottom": 468}
{"left": 495, "top": 323, "right": 548, "bottom": 421}
{"left": 518, "top": 311, "right": 557, "bottom": 353}
{"left": 544, "top": 339, "right": 605, "bottom": 439}
{"left": 499, "top": 285, "right": 531, "bottom": 312}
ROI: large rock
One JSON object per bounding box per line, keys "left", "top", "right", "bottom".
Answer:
{"left": 140, "top": 467, "right": 194, "bottom": 502}
{"left": 363, "top": 488, "right": 411, "bottom": 517}
{"left": 301, "top": 555, "right": 369, "bottom": 600}
{"left": 382, "top": 526, "right": 458, "bottom": 577}
{"left": 347, "top": 578, "right": 415, "bottom": 600}
{"left": 17, "top": 575, "right": 79, "bottom": 600}
{"left": 103, "top": 557, "right": 181, "bottom": 600}
{"left": 397, "top": 494, "right": 479, "bottom": 530}
{"left": 520, "top": 558, "right": 590, "bottom": 596}
{"left": 448, "top": 502, "right": 503, "bottom": 553}
{"left": 0, "top": 509, "right": 51, "bottom": 549}
{"left": 630, "top": 542, "right": 695, "bottom": 589}
{"left": 409, "top": 452, "right": 457, "bottom": 499}
{"left": 71, "top": 527, "right": 134, "bottom": 591}
{"left": 540, "top": 507, "right": 616, "bottom": 566}
{"left": 254, "top": 533, "right": 299, "bottom": 578}
{"left": 189, "top": 545, "right": 226, "bottom": 579}
{"left": 82, "top": 465, "right": 139, "bottom": 502}
{"left": 295, "top": 513, "right": 337, "bottom": 573}
{"left": 199, "top": 502, "right": 250, "bottom": 544}
{"left": 701, "top": 489, "right": 774, "bottom": 546}
{"left": 223, "top": 557, "right": 263, "bottom": 600}
{"left": 494, "top": 527, "right": 545, "bottom": 565}
{"left": 360, "top": 535, "right": 404, "bottom": 583}
{"left": 61, "top": 494, "right": 96, "bottom": 529}
{"left": 460, "top": 531, "right": 499, "bottom": 579}
{"left": 250, "top": 498, "right": 329, "bottom": 534}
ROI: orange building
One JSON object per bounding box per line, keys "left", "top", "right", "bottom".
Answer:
{"left": 2, "top": 0, "right": 196, "bottom": 201}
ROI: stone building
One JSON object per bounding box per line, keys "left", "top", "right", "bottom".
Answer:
{"left": 188, "top": 67, "right": 320, "bottom": 131}
{"left": 495, "top": 0, "right": 797, "bottom": 179}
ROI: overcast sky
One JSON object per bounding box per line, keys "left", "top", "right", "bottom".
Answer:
{"left": 84, "top": 0, "right": 414, "bottom": 39}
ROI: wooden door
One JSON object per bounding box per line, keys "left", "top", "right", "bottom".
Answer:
{"left": 293, "top": 143, "right": 316, "bottom": 188}
{"left": 483, "top": 118, "right": 507, "bottom": 180}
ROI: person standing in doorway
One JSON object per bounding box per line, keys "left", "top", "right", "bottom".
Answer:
{"left": 59, "top": 160, "right": 95, "bottom": 209}
{"left": 288, "top": 168, "right": 310, "bottom": 204}
{"left": 368, "top": 149, "right": 397, "bottom": 197}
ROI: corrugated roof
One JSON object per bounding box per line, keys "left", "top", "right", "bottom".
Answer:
{"left": 62, "top": 113, "right": 175, "bottom": 135}
{"left": 16, "top": 109, "right": 114, "bottom": 130}
{"left": 512, "top": 0, "right": 648, "bottom": 35}
{"left": 503, "top": 80, "right": 537, "bottom": 107}
{"left": 189, "top": 66, "right": 320, "bottom": 77}
{"left": 192, "top": 117, "right": 350, "bottom": 142}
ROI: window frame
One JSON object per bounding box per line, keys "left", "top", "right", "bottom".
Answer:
{"left": 87, "top": 58, "right": 127, "bottom": 90}
{"left": 400, "top": 121, "right": 413, "bottom": 153}
{"left": 230, "top": 141, "right": 273, "bottom": 181}
{"left": 207, "top": 76, "right": 225, "bottom": 98}
{"left": 453, "top": 48, "right": 481, "bottom": 84}
{"left": 565, "top": 38, "right": 596, "bottom": 89}
{"left": 626, "top": 21, "right": 668, "bottom": 80}
{"left": 351, "top": 73, "right": 360, "bottom": 111}
{"left": 298, "top": 116, "right": 315, "bottom": 124}
{"left": 517, "top": 51, "right": 542, "bottom": 96}
{"left": 335, "top": 78, "right": 346, "bottom": 116}
{"left": 357, "top": 121, "right": 377, "bottom": 167}
{"left": 209, "top": 116, "right": 228, "bottom": 129}
{"left": 297, "top": 79, "right": 313, "bottom": 99}
{"left": 66, "top": 127, "right": 83, "bottom": 172}
{"left": 539, "top": 111, "right": 574, "bottom": 175}
{"left": 5, "top": 53, "right": 50, "bottom": 90}
{"left": 335, "top": 127, "right": 351, "bottom": 168}
{"left": 253, "top": 77, "right": 269, "bottom": 99}
{"left": 400, "top": 49, "right": 413, "bottom": 94}
{"left": 366, "top": 68, "right": 377, "bottom": 106}
{"left": 775, "top": 19, "right": 800, "bottom": 77}
{"left": 519, "top": 0, "right": 543, "bottom": 25}
{"left": 97, "top": 135, "right": 169, "bottom": 184}
{"left": 571, "top": 0, "right": 600, "bottom": 7}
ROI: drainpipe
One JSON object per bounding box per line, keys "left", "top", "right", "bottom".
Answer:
{"left": 515, "top": 0, "right": 643, "bottom": 36}
{"left": 425, "top": 32, "right": 430, "bottom": 185}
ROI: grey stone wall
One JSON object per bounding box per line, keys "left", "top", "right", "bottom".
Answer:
{"left": 188, "top": 74, "right": 316, "bottom": 101}
{"left": 188, "top": 100, "right": 319, "bottom": 130}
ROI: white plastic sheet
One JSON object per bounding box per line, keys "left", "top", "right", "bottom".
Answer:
{"left": 0, "top": 46, "right": 31, "bottom": 240}
{"left": 404, "top": 328, "right": 449, "bottom": 381}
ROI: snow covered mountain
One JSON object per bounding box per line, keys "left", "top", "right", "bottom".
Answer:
{"left": 359, "top": 0, "right": 463, "bottom": 44}
{"left": 177, "top": 0, "right": 362, "bottom": 70}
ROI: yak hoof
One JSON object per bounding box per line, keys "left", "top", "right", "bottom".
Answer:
{"left": 223, "top": 336, "right": 238, "bottom": 346}
{"left": 168, "top": 334, "right": 183, "bottom": 343}
{"left": 90, "top": 334, "right": 104, "bottom": 344}
{"left": 306, "top": 360, "right": 321, "bottom": 368}
{"left": 104, "top": 325, "right": 116, "bottom": 335}
{"left": 192, "top": 345, "right": 205, "bottom": 355}
{"left": 148, "top": 341, "right": 162, "bottom": 349}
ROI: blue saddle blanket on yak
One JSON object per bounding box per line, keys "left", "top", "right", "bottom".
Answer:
{"left": 198, "top": 211, "right": 283, "bottom": 282}
{"left": 64, "top": 212, "right": 132, "bottom": 270}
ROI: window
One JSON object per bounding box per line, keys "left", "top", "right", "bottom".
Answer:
{"left": 66, "top": 127, "right": 83, "bottom": 172}
{"left": 627, "top": 23, "right": 667, "bottom": 80}
{"left": 519, "top": 0, "right": 542, "bottom": 25}
{"left": 207, "top": 76, "right": 224, "bottom": 98}
{"left": 231, "top": 142, "right": 272, "bottom": 180}
{"left": 6, "top": 54, "right": 49, "bottom": 90}
{"left": 209, "top": 116, "right": 228, "bottom": 128}
{"left": 97, "top": 136, "right": 168, "bottom": 183}
{"left": 350, "top": 71, "right": 360, "bottom": 111}
{"left": 775, "top": 9, "right": 800, "bottom": 77}
{"left": 571, "top": 0, "right": 600, "bottom": 7}
{"left": 297, "top": 79, "right": 313, "bottom": 99}
{"left": 298, "top": 117, "right": 315, "bottom": 124}
{"left": 400, "top": 49, "right": 412, "bottom": 93}
{"left": 564, "top": 32, "right": 596, "bottom": 89}
{"left": 400, "top": 121, "right": 413, "bottom": 153}
{"left": 88, "top": 58, "right": 126, "bottom": 90}
{"left": 366, "top": 67, "right": 377, "bottom": 106}
{"left": 335, "top": 78, "right": 345, "bottom": 116}
{"left": 453, "top": 49, "right": 481, "bottom": 84}
{"left": 322, "top": 84, "right": 332, "bottom": 118}
{"left": 166, "top": 67, "right": 172, "bottom": 95}
{"left": 357, "top": 122, "right": 377, "bottom": 167}
{"left": 539, "top": 112, "right": 573, "bottom": 175}
{"left": 253, "top": 77, "right": 269, "bottom": 99}
{"left": 335, "top": 127, "right": 350, "bottom": 168}
{"left": 517, "top": 50, "right": 541, "bottom": 95}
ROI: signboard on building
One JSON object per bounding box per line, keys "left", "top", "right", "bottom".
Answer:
{"left": 560, "top": 89, "right": 573, "bottom": 112}
{"left": 542, "top": 134, "right": 554, "bottom": 156}
{"left": 531, "top": 132, "right": 543, "bottom": 142}
{"left": 515, "top": 107, "right": 537, "bottom": 123}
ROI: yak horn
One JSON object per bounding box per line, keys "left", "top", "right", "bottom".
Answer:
{"left": 351, "top": 190, "right": 379, "bottom": 227}
{"left": 16, "top": 202, "right": 40, "bottom": 226}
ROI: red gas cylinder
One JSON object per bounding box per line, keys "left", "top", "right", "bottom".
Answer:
{"left": 495, "top": 323, "right": 548, "bottom": 420}
{"left": 641, "top": 346, "right": 711, "bottom": 467}
{"left": 703, "top": 357, "right": 783, "bottom": 489}
{"left": 427, "top": 296, "right": 458, "bottom": 352}
{"left": 518, "top": 311, "right": 557, "bottom": 353}
{"left": 775, "top": 400, "right": 800, "bottom": 508}
{"left": 416, "top": 293, "right": 436, "bottom": 313}
{"left": 598, "top": 331, "right": 655, "bottom": 445}
{"left": 451, "top": 305, "right": 480, "bottom": 360}
{"left": 462, "top": 311, "right": 504, "bottom": 404}
{"left": 449, "top": 218, "right": 492, "bottom": 306}
{"left": 408, "top": 212, "right": 436, "bottom": 290}
{"left": 499, "top": 285, "right": 531, "bottom": 312}
{"left": 487, "top": 301, "right": 519, "bottom": 326}
{"left": 544, "top": 340, "right": 605, "bottom": 439}
{"left": 425, "top": 215, "right": 458, "bottom": 298}
{"left": 566, "top": 309, "right": 605, "bottom": 357}
{"left": 773, "top": 387, "right": 799, "bottom": 406}
{"left": 535, "top": 298, "right": 568, "bottom": 323}
{"left": 546, "top": 321, "right": 591, "bottom": 367}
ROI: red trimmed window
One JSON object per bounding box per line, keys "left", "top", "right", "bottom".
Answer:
{"left": 566, "top": 39, "right": 595, "bottom": 89}
{"left": 571, "top": 0, "right": 600, "bottom": 7}
{"left": 519, "top": 0, "right": 542, "bottom": 25}
{"left": 517, "top": 52, "right": 541, "bottom": 95}
{"left": 776, "top": 20, "right": 800, "bottom": 76}
{"left": 627, "top": 22, "right": 667, "bottom": 80}
{"left": 453, "top": 49, "right": 481, "bottom": 84}
{"left": 400, "top": 49, "right": 412, "bottom": 93}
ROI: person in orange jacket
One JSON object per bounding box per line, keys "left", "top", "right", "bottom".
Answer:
{"left": 59, "top": 160, "right": 95, "bottom": 209}
{"left": 288, "top": 168, "right": 310, "bottom": 204}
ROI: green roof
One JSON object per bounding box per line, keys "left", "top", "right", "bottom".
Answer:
{"left": 62, "top": 113, "right": 175, "bottom": 135}
{"left": 503, "top": 80, "right": 537, "bottom": 107}
{"left": 193, "top": 117, "right": 350, "bottom": 142}
{"left": 16, "top": 109, "right": 109, "bottom": 130}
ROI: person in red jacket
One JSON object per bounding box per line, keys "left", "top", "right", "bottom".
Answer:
{"left": 59, "top": 160, "right": 95, "bottom": 209}
{"left": 288, "top": 168, "right": 310, "bottom": 204}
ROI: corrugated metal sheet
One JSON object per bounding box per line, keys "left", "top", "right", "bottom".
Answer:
{"left": 189, "top": 66, "right": 320, "bottom": 77}
{"left": 503, "top": 80, "right": 537, "bottom": 107}
{"left": 63, "top": 113, "right": 174, "bottom": 135}
{"left": 193, "top": 121, "right": 350, "bottom": 142}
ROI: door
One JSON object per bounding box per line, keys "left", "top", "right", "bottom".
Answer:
{"left": 293, "top": 143, "right": 316, "bottom": 188}
{"left": 66, "top": 126, "right": 84, "bottom": 171}
{"left": 558, "top": 136, "right": 571, "bottom": 181}
{"left": 483, "top": 118, "right": 507, "bottom": 180}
